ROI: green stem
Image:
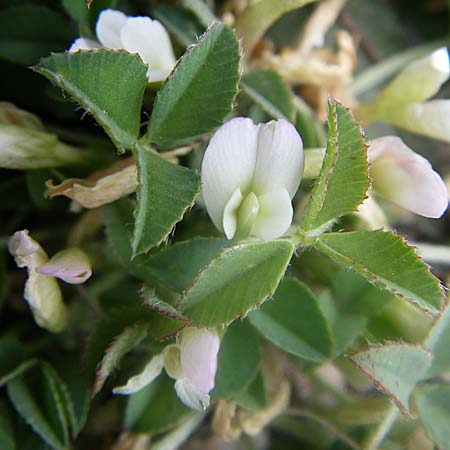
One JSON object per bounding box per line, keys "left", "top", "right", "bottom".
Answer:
{"left": 361, "top": 403, "right": 398, "bottom": 450}
{"left": 151, "top": 412, "right": 204, "bottom": 450}
{"left": 285, "top": 408, "right": 361, "bottom": 450}
{"left": 350, "top": 38, "right": 449, "bottom": 97}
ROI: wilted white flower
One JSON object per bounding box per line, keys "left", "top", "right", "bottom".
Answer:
{"left": 8, "top": 230, "right": 92, "bottom": 332}
{"left": 69, "top": 9, "right": 176, "bottom": 82}
{"left": 359, "top": 47, "right": 450, "bottom": 143}
{"left": 114, "top": 327, "right": 220, "bottom": 411}
{"left": 201, "top": 118, "right": 304, "bottom": 241}
{"left": 369, "top": 136, "right": 448, "bottom": 218}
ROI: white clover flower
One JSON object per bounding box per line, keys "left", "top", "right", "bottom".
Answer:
{"left": 113, "top": 327, "right": 220, "bottom": 411}
{"left": 8, "top": 231, "right": 92, "bottom": 332}
{"left": 201, "top": 118, "right": 304, "bottom": 241}
{"left": 360, "top": 47, "right": 450, "bottom": 143}
{"left": 369, "top": 136, "right": 448, "bottom": 218}
{"left": 69, "top": 9, "right": 177, "bottom": 82}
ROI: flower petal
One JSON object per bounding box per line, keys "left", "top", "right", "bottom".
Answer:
{"left": 222, "top": 187, "right": 244, "bottom": 240}
{"left": 120, "top": 17, "right": 176, "bottom": 80}
{"left": 201, "top": 117, "right": 259, "bottom": 231}
{"left": 174, "top": 377, "right": 210, "bottom": 411}
{"left": 252, "top": 188, "right": 293, "bottom": 240}
{"left": 113, "top": 354, "right": 164, "bottom": 395}
{"left": 252, "top": 119, "right": 304, "bottom": 198}
{"left": 180, "top": 328, "right": 220, "bottom": 394}
{"left": 378, "top": 47, "right": 450, "bottom": 105}
{"left": 8, "top": 230, "right": 68, "bottom": 332}
{"left": 68, "top": 38, "right": 101, "bottom": 52}
{"left": 36, "top": 248, "right": 92, "bottom": 284}
{"left": 391, "top": 100, "right": 450, "bottom": 144}
{"left": 369, "top": 136, "right": 448, "bottom": 218}
{"left": 96, "top": 9, "right": 127, "bottom": 49}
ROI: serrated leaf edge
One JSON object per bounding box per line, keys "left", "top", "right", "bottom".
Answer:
{"left": 348, "top": 342, "right": 433, "bottom": 415}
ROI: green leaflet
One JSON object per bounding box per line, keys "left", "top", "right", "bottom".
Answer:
{"left": 315, "top": 230, "right": 443, "bottom": 315}
{"left": 349, "top": 343, "right": 432, "bottom": 413}
{"left": 106, "top": 200, "right": 231, "bottom": 295}
{"left": 423, "top": 304, "right": 450, "bottom": 378}
{"left": 178, "top": 239, "right": 294, "bottom": 327}
{"left": 147, "top": 22, "right": 240, "bottom": 147}
{"left": 241, "top": 69, "right": 294, "bottom": 121}
{"left": 34, "top": 50, "right": 148, "bottom": 152}
{"left": 132, "top": 145, "right": 199, "bottom": 256}
{"left": 414, "top": 384, "right": 450, "bottom": 450}
{"left": 0, "top": 400, "right": 15, "bottom": 450}
{"left": 0, "top": 5, "right": 76, "bottom": 65}
{"left": 300, "top": 99, "right": 369, "bottom": 233}
{"left": 92, "top": 323, "right": 149, "bottom": 396}
{"left": 7, "top": 364, "right": 70, "bottom": 450}
{"left": 154, "top": 3, "right": 205, "bottom": 47}
{"left": 248, "top": 278, "right": 333, "bottom": 362}
{"left": 212, "top": 320, "right": 261, "bottom": 400}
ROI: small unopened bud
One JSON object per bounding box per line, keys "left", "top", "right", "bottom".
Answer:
{"left": 0, "top": 102, "right": 44, "bottom": 130}
{"left": 36, "top": 248, "right": 92, "bottom": 284}
{"left": 0, "top": 124, "right": 88, "bottom": 170}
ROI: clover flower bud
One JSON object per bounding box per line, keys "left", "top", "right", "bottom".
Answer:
{"left": 201, "top": 118, "right": 304, "bottom": 241}
{"left": 69, "top": 9, "right": 176, "bottom": 82}
{"left": 0, "top": 123, "right": 87, "bottom": 170}
{"left": 358, "top": 48, "right": 450, "bottom": 143}
{"left": 369, "top": 136, "right": 448, "bottom": 218}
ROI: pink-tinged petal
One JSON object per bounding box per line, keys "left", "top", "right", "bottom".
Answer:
{"left": 252, "top": 119, "right": 304, "bottom": 198}
{"left": 369, "top": 136, "right": 448, "bottom": 218}
{"left": 8, "top": 230, "right": 41, "bottom": 263}
{"left": 120, "top": 17, "right": 176, "bottom": 80}
{"left": 252, "top": 188, "right": 293, "bottom": 240}
{"left": 36, "top": 248, "right": 92, "bottom": 284}
{"left": 201, "top": 118, "right": 259, "bottom": 231}
{"left": 96, "top": 9, "right": 127, "bottom": 49}
{"left": 174, "top": 377, "right": 210, "bottom": 410}
{"left": 180, "top": 328, "right": 220, "bottom": 394}
{"left": 68, "top": 38, "right": 101, "bottom": 52}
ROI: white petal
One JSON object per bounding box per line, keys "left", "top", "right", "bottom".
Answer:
{"left": 113, "top": 354, "right": 164, "bottom": 395}
{"left": 68, "top": 38, "right": 101, "bottom": 52}
{"left": 8, "top": 230, "right": 68, "bottom": 332}
{"left": 36, "top": 248, "right": 92, "bottom": 285}
{"left": 252, "top": 188, "right": 293, "bottom": 240}
{"left": 252, "top": 119, "right": 304, "bottom": 198}
{"left": 96, "top": 9, "right": 127, "bottom": 49}
{"left": 391, "top": 100, "right": 450, "bottom": 144}
{"left": 379, "top": 47, "right": 450, "bottom": 105}
{"left": 120, "top": 17, "right": 176, "bottom": 76}
{"left": 174, "top": 377, "right": 210, "bottom": 411}
{"left": 201, "top": 118, "right": 259, "bottom": 231}
{"left": 147, "top": 68, "right": 171, "bottom": 83}
{"left": 222, "top": 187, "right": 243, "bottom": 240}
{"left": 180, "top": 328, "right": 220, "bottom": 394}
{"left": 369, "top": 136, "right": 448, "bottom": 218}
